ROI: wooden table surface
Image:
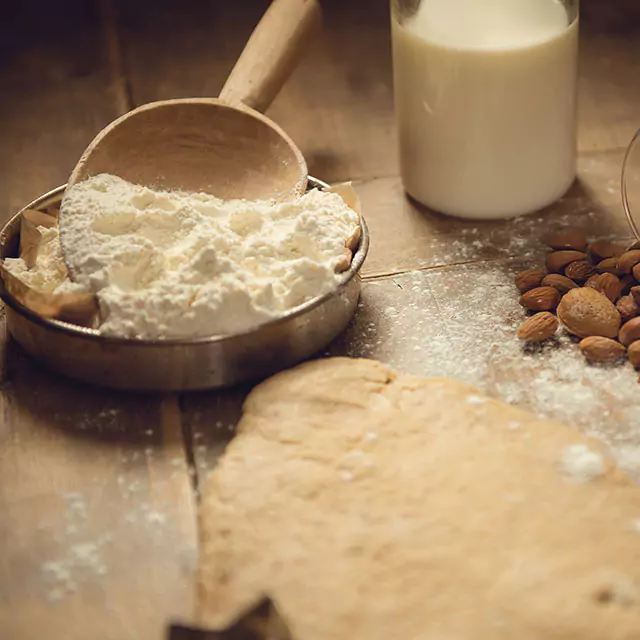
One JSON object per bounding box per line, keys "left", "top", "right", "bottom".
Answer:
{"left": 1, "top": 1, "right": 640, "bottom": 638}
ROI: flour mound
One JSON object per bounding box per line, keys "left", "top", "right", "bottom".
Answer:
{"left": 60, "top": 175, "right": 359, "bottom": 339}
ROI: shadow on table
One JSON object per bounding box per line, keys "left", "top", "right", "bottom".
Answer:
{"left": 1, "top": 334, "right": 169, "bottom": 446}
{"left": 404, "top": 177, "right": 630, "bottom": 247}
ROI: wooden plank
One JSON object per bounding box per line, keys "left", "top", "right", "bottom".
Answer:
{"left": 117, "top": 0, "right": 639, "bottom": 188}
{"left": 0, "top": 0, "right": 127, "bottom": 220}
{"left": 0, "top": 3, "right": 198, "bottom": 638}
{"left": 116, "top": 0, "right": 397, "bottom": 184}
{"left": 0, "top": 329, "right": 198, "bottom": 640}
{"left": 579, "top": 0, "right": 640, "bottom": 152}
{"left": 357, "top": 148, "right": 634, "bottom": 278}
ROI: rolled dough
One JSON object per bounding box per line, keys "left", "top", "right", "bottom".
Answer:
{"left": 198, "top": 358, "right": 640, "bottom": 639}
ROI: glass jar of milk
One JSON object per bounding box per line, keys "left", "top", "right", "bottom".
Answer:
{"left": 391, "top": 0, "right": 579, "bottom": 220}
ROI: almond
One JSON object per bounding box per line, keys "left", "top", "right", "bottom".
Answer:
{"left": 579, "top": 336, "right": 626, "bottom": 363}
{"left": 616, "top": 295, "right": 640, "bottom": 324}
{"left": 587, "top": 238, "right": 627, "bottom": 262}
{"left": 545, "top": 250, "right": 588, "bottom": 273}
{"left": 596, "top": 273, "right": 622, "bottom": 304}
{"left": 617, "top": 250, "right": 640, "bottom": 274}
{"left": 517, "top": 312, "right": 558, "bottom": 342}
{"left": 541, "top": 273, "right": 578, "bottom": 295}
{"left": 584, "top": 274, "right": 600, "bottom": 288}
{"left": 595, "top": 257, "right": 622, "bottom": 276}
{"left": 619, "top": 317, "right": 640, "bottom": 346}
{"left": 519, "top": 286, "right": 561, "bottom": 312}
{"left": 556, "top": 287, "right": 621, "bottom": 338}
{"left": 514, "top": 269, "right": 544, "bottom": 293}
{"left": 564, "top": 260, "right": 596, "bottom": 283}
{"left": 633, "top": 263, "right": 640, "bottom": 282}
{"left": 544, "top": 228, "right": 587, "bottom": 251}
{"left": 628, "top": 340, "right": 640, "bottom": 368}
{"left": 631, "top": 286, "right": 640, "bottom": 306}
{"left": 585, "top": 272, "right": 622, "bottom": 303}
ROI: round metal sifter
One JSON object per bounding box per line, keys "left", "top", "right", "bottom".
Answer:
{"left": 0, "top": 177, "right": 369, "bottom": 391}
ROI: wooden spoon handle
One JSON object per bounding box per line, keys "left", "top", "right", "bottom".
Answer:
{"left": 219, "top": 0, "right": 322, "bottom": 113}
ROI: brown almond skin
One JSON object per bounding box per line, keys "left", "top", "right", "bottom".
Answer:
{"left": 579, "top": 336, "right": 626, "bottom": 363}
{"left": 628, "top": 340, "right": 640, "bottom": 368}
{"left": 618, "top": 250, "right": 640, "bottom": 274}
{"left": 557, "top": 287, "right": 621, "bottom": 338}
{"left": 564, "top": 260, "right": 596, "bottom": 283}
{"left": 619, "top": 317, "right": 640, "bottom": 346}
{"left": 632, "top": 263, "right": 640, "bottom": 283}
{"left": 545, "top": 250, "right": 588, "bottom": 273}
{"left": 541, "top": 273, "right": 578, "bottom": 295}
{"left": 590, "top": 273, "right": 622, "bottom": 303}
{"left": 584, "top": 274, "right": 600, "bottom": 288}
{"left": 545, "top": 228, "right": 587, "bottom": 252}
{"left": 517, "top": 312, "right": 558, "bottom": 342}
{"left": 631, "top": 286, "right": 640, "bottom": 306}
{"left": 616, "top": 295, "right": 640, "bottom": 324}
{"left": 587, "top": 239, "right": 627, "bottom": 262}
{"left": 514, "top": 269, "right": 544, "bottom": 293}
{"left": 596, "top": 257, "right": 622, "bottom": 276}
{"left": 519, "top": 286, "right": 560, "bottom": 312}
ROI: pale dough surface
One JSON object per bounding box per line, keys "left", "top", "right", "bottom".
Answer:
{"left": 198, "top": 357, "right": 640, "bottom": 639}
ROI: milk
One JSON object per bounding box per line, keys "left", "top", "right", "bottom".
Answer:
{"left": 391, "top": 0, "right": 579, "bottom": 219}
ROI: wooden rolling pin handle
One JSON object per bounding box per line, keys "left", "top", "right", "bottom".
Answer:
{"left": 219, "top": 0, "right": 322, "bottom": 113}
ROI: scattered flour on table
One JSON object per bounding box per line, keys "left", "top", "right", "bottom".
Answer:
{"left": 614, "top": 446, "right": 640, "bottom": 478}
{"left": 41, "top": 535, "right": 111, "bottom": 602}
{"left": 560, "top": 444, "right": 605, "bottom": 483}
{"left": 334, "top": 263, "right": 640, "bottom": 471}
{"left": 40, "top": 477, "right": 174, "bottom": 603}
{"left": 51, "top": 174, "right": 359, "bottom": 339}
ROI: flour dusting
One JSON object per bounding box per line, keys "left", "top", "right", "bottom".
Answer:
{"left": 560, "top": 444, "right": 605, "bottom": 483}
{"left": 331, "top": 261, "right": 640, "bottom": 471}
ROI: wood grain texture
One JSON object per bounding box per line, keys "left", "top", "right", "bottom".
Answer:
{"left": 0, "top": 328, "right": 198, "bottom": 640}
{"left": 116, "top": 0, "right": 639, "bottom": 187}
{"left": 219, "top": 0, "right": 322, "bottom": 112}
{"left": 0, "top": 0, "right": 125, "bottom": 220}
{"left": 579, "top": 0, "right": 640, "bottom": 152}
{"left": 0, "top": 3, "right": 197, "bottom": 638}
{"left": 2, "top": 1, "right": 640, "bottom": 638}
{"left": 116, "top": 0, "right": 397, "bottom": 183}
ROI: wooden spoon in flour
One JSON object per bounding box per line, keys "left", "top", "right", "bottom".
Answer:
{"left": 60, "top": 0, "right": 319, "bottom": 257}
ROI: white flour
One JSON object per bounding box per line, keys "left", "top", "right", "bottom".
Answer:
{"left": 11, "top": 174, "right": 359, "bottom": 339}
{"left": 560, "top": 444, "right": 605, "bottom": 483}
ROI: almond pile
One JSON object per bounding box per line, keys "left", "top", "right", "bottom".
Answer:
{"left": 515, "top": 228, "right": 640, "bottom": 369}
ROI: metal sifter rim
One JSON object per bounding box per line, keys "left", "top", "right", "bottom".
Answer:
{"left": 0, "top": 176, "right": 369, "bottom": 348}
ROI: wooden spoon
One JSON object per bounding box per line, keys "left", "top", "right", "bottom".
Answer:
{"left": 64, "top": 0, "right": 320, "bottom": 203}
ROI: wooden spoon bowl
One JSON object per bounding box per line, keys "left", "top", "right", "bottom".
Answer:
{"left": 61, "top": 0, "right": 321, "bottom": 263}
{"left": 68, "top": 98, "right": 307, "bottom": 201}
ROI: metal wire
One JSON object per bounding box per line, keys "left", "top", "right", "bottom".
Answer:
{"left": 622, "top": 126, "right": 640, "bottom": 241}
